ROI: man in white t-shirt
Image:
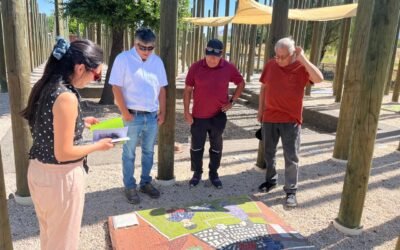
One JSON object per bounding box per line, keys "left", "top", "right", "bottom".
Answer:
{"left": 109, "top": 27, "right": 167, "bottom": 204}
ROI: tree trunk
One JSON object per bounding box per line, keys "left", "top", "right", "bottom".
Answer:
{"left": 157, "top": 0, "right": 177, "bottom": 181}
{"left": 0, "top": 3, "right": 7, "bottom": 93}
{"left": 0, "top": 148, "right": 13, "bottom": 250}
{"left": 336, "top": 0, "right": 400, "bottom": 230}
{"left": 396, "top": 236, "right": 400, "bottom": 250}
{"left": 257, "top": 0, "right": 289, "bottom": 168}
{"left": 393, "top": 58, "right": 400, "bottom": 102}
{"left": 99, "top": 28, "right": 124, "bottom": 105}
{"left": 334, "top": 15, "right": 352, "bottom": 103}
{"left": 54, "top": 0, "right": 63, "bottom": 36}
{"left": 222, "top": 0, "right": 230, "bottom": 58}
{"left": 2, "top": 0, "right": 32, "bottom": 198}
{"left": 332, "top": 0, "right": 375, "bottom": 161}
{"left": 265, "top": 0, "right": 289, "bottom": 60}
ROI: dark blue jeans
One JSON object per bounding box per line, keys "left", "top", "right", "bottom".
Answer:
{"left": 262, "top": 122, "right": 301, "bottom": 194}
{"left": 190, "top": 112, "right": 227, "bottom": 179}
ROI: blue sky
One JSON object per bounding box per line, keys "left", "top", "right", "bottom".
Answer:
{"left": 37, "top": 0, "right": 53, "bottom": 15}
{"left": 37, "top": 0, "right": 239, "bottom": 17}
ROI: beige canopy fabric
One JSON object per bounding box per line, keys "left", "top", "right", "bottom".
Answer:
{"left": 231, "top": 0, "right": 273, "bottom": 25}
{"left": 189, "top": 16, "right": 233, "bottom": 27}
{"left": 184, "top": 0, "right": 358, "bottom": 26}
{"left": 289, "top": 3, "right": 357, "bottom": 22}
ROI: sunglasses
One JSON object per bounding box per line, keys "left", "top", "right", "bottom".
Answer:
{"left": 205, "top": 47, "right": 223, "bottom": 54}
{"left": 137, "top": 43, "right": 155, "bottom": 52}
{"left": 90, "top": 69, "right": 102, "bottom": 82}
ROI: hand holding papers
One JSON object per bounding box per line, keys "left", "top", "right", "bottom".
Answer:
{"left": 90, "top": 117, "right": 130, "bottom": 144}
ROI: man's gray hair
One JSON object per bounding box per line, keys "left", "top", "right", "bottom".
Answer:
{"left": 274, "top": 37, "right": 296, "bottom": 55}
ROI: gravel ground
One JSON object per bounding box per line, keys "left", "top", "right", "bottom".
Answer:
{"left": 3, "top": 99, "right": 400, "bottom": 250}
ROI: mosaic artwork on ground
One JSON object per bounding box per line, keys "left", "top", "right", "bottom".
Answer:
{"left": 110, "top": 195, "right": 316, "bottom": 250}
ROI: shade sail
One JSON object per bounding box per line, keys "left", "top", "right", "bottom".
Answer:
{"left": 189, "top": 16, "right": 234, "bottom": 27}
{"left": 231, "top": 0, "right": 273, "bottom": 25}
{"left": 289, "top": 3, "right": 357, "bottom": 21}
{"left": 184, "top": 1, "right": 358, "bottom": 26}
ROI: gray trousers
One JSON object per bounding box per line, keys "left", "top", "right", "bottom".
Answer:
{"left": 262, "top": 122, "right": 301, "bottom": 194}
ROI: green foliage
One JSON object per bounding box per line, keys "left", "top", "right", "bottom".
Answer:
{"left": 178, "top": 0, "right": 191, "bottom": 29}
{"left": 63, "top": 0, "right": 160, "bottom": 31}
{"left": 47, "top": 15, "right": 55, "bottom": 33}
{"left": 68, "top": 18, "right": 83, "bottom": 35}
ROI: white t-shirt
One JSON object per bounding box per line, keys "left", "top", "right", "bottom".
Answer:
{"left": 109, "top": 48, "right": 168, "bottom": 112}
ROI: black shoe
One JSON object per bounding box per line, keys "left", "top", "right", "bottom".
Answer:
{"left": 139, "top": 183, "right": 160, "bottom": 199}
{"left": 285, "top": 193, "right": 297, "bottom": 207}
{"left": 210, "top": 177, "right": 223, "bottom": 189}
{"left": 189, "top": 174, "right": 202, "bottom": 187}
{"left": 258, "top": 181, "right": 277, "bottom": 193}
{"left": 125, "top": 188, "right": 140, "bottom": 204}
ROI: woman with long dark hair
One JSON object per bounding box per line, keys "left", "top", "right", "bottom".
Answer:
{"left": 21, "top": 38, "right": 114, "bottom": 250}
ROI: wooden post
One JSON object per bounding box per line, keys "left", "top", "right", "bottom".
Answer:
{"left": 222, "top": 0, "right": 230, "bottom": 58}
{"left": 396, "top": 236, "right": 400, "bottom": 250}
{"left": 0, "top": 148, "right": 13, "bottom": 250}
{"left": 398, "top": 141, "right": 400, "bottom": 151}
{"left": 0, "top": 3, "right": 7, "bottom": 93}
{"left": 265, "top": 0, "right": 289, "bottom": 60}
{"left": 55, "top": 0, "right": 64, "bottom": 36}
{"left": 335, "top": 0, "right": 400, "bottom": 232}
{"left": 305, "top": 1, "right": 327, "bottom": 96}
{"left": 2, "top": 0, "right": 33, "bottom": 199}
{"left": 334, "top": 0, "right": 353, "bottom": 102}
{"left": 96, "top": 22, "right": 102, "bottom": 46}
{"left": 246, "top": 25, "right": 257, "bottom": 82}
{"left": 181, "top": 23, "right": 188, "bottom": 73}
{"left": 332, "top": 0, "right": 374, "bottom": 161}
{"left": 393, "top": 58, "right": 400, "bottom": 102}
{"left": 257, "top": 0, "right": 289, "bottom": 168}
{"left": 157, "top": 0, "right": 177, "bottom": 181}
{"left": 384, "top": 21, "right": 400, "bottom": 95}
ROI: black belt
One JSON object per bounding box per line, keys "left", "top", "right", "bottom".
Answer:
{"left": 128, "top": 109, "right": 152, "bottom": 114}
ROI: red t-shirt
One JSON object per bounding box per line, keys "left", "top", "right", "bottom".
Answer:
{"left": 260, "top": 59, "right": 310, "bottom": 124}
{"left": 185, "top": 59, "right": 244, "bottom": 118}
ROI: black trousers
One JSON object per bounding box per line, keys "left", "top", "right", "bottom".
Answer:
{"left": 190, "top": 112, "right": 227, "bottom": 178}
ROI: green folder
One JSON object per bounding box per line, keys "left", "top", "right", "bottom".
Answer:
{"left": 90, "top": 117, "right": 124, "bottom": 131}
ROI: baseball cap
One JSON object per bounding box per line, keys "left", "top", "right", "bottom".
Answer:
{"left": 205, "top": 39, "right": 223, "bottom": 56}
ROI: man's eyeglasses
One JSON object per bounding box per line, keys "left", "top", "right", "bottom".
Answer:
{"left": 137, "top": 43, "right": 155, "bottom": 52}
{"left": 90, "top": 69, "right": 102, "bottom": 82}
{"left": 205, "top": 47, "right": 223, "bottom": 54}
{"left": 274, "top": 54, "right": 291, "bottom": 61}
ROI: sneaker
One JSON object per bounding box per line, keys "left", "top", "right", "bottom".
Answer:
{"left": 189, "top": 174, "right": 202, "bottom": 187}
{"left": 258, "top": 181, "right": 277, "bottom": 193}
{"left": 125, "top": 188, "right": 140, "bottom": 204}
{"left": 210, "top": 177, "right": 223, "bottom": 189}
{"left": 285, "top": 193, "right": 297, "bottom": 207}
{"left": 140, "top": 183, "right": 160, "bottom": 199}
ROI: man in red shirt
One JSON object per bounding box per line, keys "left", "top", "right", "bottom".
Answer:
{"left": 184, "top": 39, "right": 245, "bottom": 189}
{"left": 258, "top": 37, "right": 323, "bottom": 207}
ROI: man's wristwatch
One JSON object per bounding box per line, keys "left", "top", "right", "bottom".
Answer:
{"left": 230, "top": 98, "right": 237, "bottom": 106}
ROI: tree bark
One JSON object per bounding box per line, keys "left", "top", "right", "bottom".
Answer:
{"left": 333, "top": 0, "right": 374, "bottom": 161}
{"left": 334, "top": 16, "right": 352, "bottom": 102}
{"left": 336, "top": 0, "right": 400, "bottom": 230}
{"left": 157, "top": 0, "right": 177, "bottom": 181}
{"left": 2, "top": 0, "right": 32, "bottom": 197}
{"left": 396, "top": 235, "right": 400, "bottom": 250}
{"left": 54, "top": 0, "right": 63, "bottom": 36}
{"left": 0, "top": 148, "right": 13, "bottom": 250}
{"left": 99, "top": 28, "right": 124, "bottom": 105}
